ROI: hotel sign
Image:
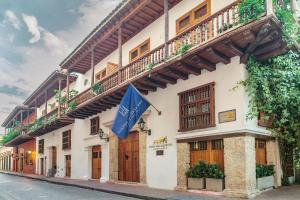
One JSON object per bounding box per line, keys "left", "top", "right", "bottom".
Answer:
{"left": 219, "top": 109, "right": 236, "bottom": 123}
{"left": 149, "top": 136, "right": 172, "bottom": 150}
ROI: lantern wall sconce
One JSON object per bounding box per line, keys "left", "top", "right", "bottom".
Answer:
{"left": 138, "top": 118, "right": 151, "bottom": 136}
{"left": 98, "top": 128, "right": 109, "bottom": 142}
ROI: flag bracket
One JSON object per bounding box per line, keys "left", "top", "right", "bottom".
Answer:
{"left": 150, "top": 104, "right": 162, "bottom": 115}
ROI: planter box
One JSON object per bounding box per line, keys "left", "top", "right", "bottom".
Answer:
{"left": 187, "top": 178, "right": 205, "bottom": 190}
{"left": 257, "top": 176, "right": 274, "bottom": 190}
{"left": 206, "top": 178, "right": 224, "bottom": 192}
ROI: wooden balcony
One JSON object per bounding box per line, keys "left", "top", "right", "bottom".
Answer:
{"left": 28, "top": 108, "right": 74, "bottom": 137}
{"left": 4, "top": 133, "right": 33, "bottom": 147}
{"left": 67, "top": 1, "right": 287, "bottom": 119}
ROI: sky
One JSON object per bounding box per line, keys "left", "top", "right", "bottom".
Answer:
{"left": 0, "top": 0, "right": 122, "bottom": 134}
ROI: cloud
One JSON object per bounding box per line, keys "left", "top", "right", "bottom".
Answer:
{"left": 0, "top": 85, "right": 28, "bottom": 98}
{"left": 4, "top": 10, "right": 21, "bottom": 30}
{"left": 22, "top": 14, "right": 41, "bottom": 43}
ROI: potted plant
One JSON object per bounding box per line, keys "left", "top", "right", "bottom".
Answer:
{"left": 185, "top": 161, "right": 206, "bottom": 190}
{"left": 206, "top": 164, "right": 225, "bottom": 192}
{"left": 256, "top": 164, "right": 275, "bottom": 190}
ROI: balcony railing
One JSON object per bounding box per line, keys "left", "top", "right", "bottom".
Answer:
{"left": 69, "top": 0, "right": 270, "bottom": 109}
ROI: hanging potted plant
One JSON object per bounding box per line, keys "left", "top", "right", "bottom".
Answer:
{"left": 205, "top": 164, "right": 225, "bottom": 192}
{"left": 256, "top": 164, "right": 275, "bottom": 190}
{"left": 185, "top": 161, "right": 206, "bottom": 190}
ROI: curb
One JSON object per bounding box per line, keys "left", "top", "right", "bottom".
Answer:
{"left": 0, "top": 171, "right": 166, "bottom": 200}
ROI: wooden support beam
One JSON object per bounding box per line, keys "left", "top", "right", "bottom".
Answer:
{"left": 257, "top": 44, "right": 287, "bottom": 60}
{"left": 191, "top": 55, "right": 216, "bottom": 72}
{"left": 241, "top": 23, "right": 272, "bottom": 63}
{"left": 164, "top": 0, "right": 169, "bottom": 57}
{"left": 168, "top": 68, "right": 188, "bottom": 80}
{"left": 223, "top": 40, "right": 244, "bottom": 56}
{"left": 206, "top": 48, "right": 230, "bottom": 64}
{"left": 91, "top": 49, "right": 95, "bottom": 86}
{"left": 152, "top": 73, "right": 177, "bottom": 84}
{"left": 144, "top": 77, "right": 167, "bottom": 88}
{"left": 180, "top": 61, "right": 202, "bottom": 75}
{"left": 58, "top": 79, "right": 62, "bottom": 118}
{"left": 135, "top": 82, "right": 157, "bottom": 92}
{"left": 254, "top": 39, "right": 283, "bottom": 56}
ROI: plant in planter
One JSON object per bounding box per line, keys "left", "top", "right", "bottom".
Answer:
{"left": 206, "top": 164, "right": 225, "bottom": 192}
{"left": 91, "top": 82, "right": 103, "bottom": 95}
{"left": 185, "top": 161, "right": 206, "bottom": 190}
{"left": 218, "top": 23, "right": 233, "bottom": 34}
{"left": 176, "top": 43, "right": 192, "bottom": 55}
{"left": 256, "top": 164, "right": 275, "bottom": 190}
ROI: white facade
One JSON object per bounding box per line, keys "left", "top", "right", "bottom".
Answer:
{"left": 33, "top": 0, "right": 273, "bottom": 193}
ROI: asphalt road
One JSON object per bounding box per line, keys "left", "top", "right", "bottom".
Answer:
{"left": 0, "top": 173, "right": 140, "bottom": 200}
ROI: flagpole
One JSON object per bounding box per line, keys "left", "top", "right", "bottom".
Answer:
{"left": 150, "top": 104, "right": 162, "bottom": 115}
{"left": 130, "top": 83, "right": 162, "bottom": 116}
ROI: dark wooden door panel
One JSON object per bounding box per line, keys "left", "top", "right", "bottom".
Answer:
{"left": 118, "top": 131, "right": 139, "bottom": 182}
{"left": 65, "top": 155, "right": 71, "bottom": 177}
{"left": 92, "top": 146, "right": 101, "bottom": 179}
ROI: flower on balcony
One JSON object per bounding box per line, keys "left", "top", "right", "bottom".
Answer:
{"left": 0, "top": 129, "right": 21, "bottom": 145}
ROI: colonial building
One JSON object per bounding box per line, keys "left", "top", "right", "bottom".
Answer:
{"left": 1, "top": 106, "right": 36, "bottom": 174}
{"left": 1, "top": 0, "right": 294, "bottom": 198}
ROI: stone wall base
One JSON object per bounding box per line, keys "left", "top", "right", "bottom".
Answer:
{"left": 224, "top": 188, "right": 260, "bottom": 198}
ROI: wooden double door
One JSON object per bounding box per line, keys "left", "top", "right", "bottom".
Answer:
{"left": 92, "top": 146, "right": 102, "bottom": 179}
{"left": 118, "top": 131, "right": 140, "bottom": 182}
{"left": 65, "top": 155, "right": 71, "bottom": 177}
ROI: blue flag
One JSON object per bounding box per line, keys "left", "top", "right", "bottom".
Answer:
{"left": 112, "top": 84, "right": 150, "bottom": 139}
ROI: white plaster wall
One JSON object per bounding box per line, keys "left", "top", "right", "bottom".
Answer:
{"left": 77, "top": 57, "right": 269, "bottom": 190}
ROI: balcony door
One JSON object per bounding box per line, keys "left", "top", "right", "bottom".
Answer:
{"left": 92, "top": 146, "right": 101, "bottom": 179}
{"left": 118, "top": 131, "right": 140, "bottom": 182}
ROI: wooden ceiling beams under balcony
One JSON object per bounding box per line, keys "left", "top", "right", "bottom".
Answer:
{"left": 67, "top": 16, "right": 287, "bottom": 119}
{"left": 4, "top": 134, "right": 33, "bottom": 147}
{"left": 62, "top": 0, "right": 182, "bottom": 74}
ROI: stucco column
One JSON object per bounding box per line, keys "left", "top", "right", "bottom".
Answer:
{"left": 266, "top": 139, "right": 282, "bottom": 187}
{"left": 175, "top": 142, "right": 190, "bottom": 191}
{"left": 109, "top": 133, "right": 118, "bottom": 182}
{"left": 224, "top": 136, "right": 259, "bottom": 198}
{"left": 139, "top": 132, "right": 147, "bottom": 184}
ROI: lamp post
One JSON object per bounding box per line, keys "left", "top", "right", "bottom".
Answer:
{"left": 98, "top": 128, "right": 109, "bottom": 142}
{"left": 138, "top": 118, "right": 151, "bottom": 136}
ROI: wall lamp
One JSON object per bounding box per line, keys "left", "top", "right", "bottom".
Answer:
{"left": 98, "top": 128, "right": 109, "bottom": 142}
{"left": 138, "top": 118, "right": 151, "bottom": 136}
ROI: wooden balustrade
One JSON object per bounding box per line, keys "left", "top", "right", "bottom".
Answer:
{"left": 70, "top": 0, "right": 268, "bottom": 109}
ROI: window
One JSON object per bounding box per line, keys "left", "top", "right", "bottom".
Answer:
{"left": 176, "top": 0, "right": 211, "bottom": 34}
{"left": 38, "top": 139, "right": 44, "bottom": 154}
{"left": 62, "top": 130, "right": 71, "bottom": 150}
{"left": 258, "top": 111, "right": 272, "bottom": 127}
{"left": 92, "top": 151, "right": 102, "bottom": 158}
{"left": 95, "top": 69, "right": 107, "bottom": 81}
{"left": 90, "top": 117, "right": 99, "bottom": 135}
{"left": 178, "top": 82, "right": 215, "bottom": 131}
{"left": 129, "top": 39, "right": 150, "bottom": 62}
{"left": 212, "top": 139, "right": 224, "bottom": 150}
{"left": 95, "top": 62, "right": 118, "bottom": 81}
{"left": 190, "top": 141, "right": 207, "bottom": 151}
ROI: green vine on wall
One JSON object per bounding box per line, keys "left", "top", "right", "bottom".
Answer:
{"left": 239, "top": 51, "right": 300, "bottom": 185}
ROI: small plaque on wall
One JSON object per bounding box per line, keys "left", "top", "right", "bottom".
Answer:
{"left": 156, "top": 150, "right": 164, "bottom": 156}
{"left": 219, "top": 109, "right": 236, "bottom": 123}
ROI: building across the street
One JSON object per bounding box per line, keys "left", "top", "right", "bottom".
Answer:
{"left": 1, "top": 0, "right": 297, "bottom": 198}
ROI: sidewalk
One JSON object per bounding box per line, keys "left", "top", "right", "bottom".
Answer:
{"left": 0, "top": 170, "right": 225, "bottom": 200}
